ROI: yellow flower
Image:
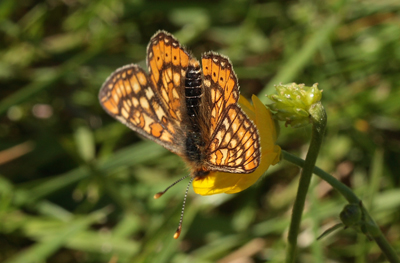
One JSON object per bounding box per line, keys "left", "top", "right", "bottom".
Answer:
{"left": 193, "top": 95, "right": 281, "bottom": 195}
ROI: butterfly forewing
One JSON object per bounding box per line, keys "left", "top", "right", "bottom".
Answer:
{"left": 202, "top": 53, "right": 240, "bottom": 135}
{"left": 147, "top": 31, "right": 190, "bottom": 123}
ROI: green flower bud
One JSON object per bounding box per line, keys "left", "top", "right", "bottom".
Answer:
{"left": 340, "top": 203, "right": 362, "bottom": 228}
{"left": 267, "top": 83, "right": 322, "bottom": 128}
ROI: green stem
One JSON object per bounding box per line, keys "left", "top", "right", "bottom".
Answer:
{"left": 282, "top": 151, "right": 359, "bottom": 204}
{"left": 362, "top": 207, "right": 400, "bottom": 263}
{"left": 281, "top": 152, "right": 400, "bottom": 263}
{"left": 285, "top": 102, "right": 327, "bottom": 263}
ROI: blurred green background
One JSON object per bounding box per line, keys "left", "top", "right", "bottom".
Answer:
{"left": 1, "top": 0, "right": 400, "bottom": 262}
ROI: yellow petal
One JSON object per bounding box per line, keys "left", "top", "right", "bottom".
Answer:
{"left": 238, "top": 95, "right": 255, "bottom": 119}
{"left": 193, "top": 95, "right": 281, "bottom": 195}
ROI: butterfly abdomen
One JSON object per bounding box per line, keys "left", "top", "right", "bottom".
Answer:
{"left": 185, "top": 61, "right": 202, "bottom": 123}
{"left": 184, "top": 60, "right": 206, "bottom": 167}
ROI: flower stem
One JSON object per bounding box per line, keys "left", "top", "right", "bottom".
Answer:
{"left": 362, "top": 208, "right": 400, "bottom": 263}
{"left": 285, "top": 102, "right": 327, "bottom": 263}
{"left": 281, "top": 152, "right": 400, "bottom": 263}
{"left": 282, "top": 151, "right": 359, "bottom": 204}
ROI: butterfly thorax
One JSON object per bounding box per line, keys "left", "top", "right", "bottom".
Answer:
{"left": 184, "top": 59, "right": 210, "bottom": 177}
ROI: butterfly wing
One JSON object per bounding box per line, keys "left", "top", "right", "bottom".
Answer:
{"left": 147, "top": 31, "right": 190, "bottom": 123}
{"left": 201, "top": 53, "right": 261, "bottom": 173}
{"left": 99, "top": 31, "right": 191, "bottom": 155}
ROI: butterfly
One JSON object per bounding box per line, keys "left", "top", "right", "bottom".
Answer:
{"left": 99, "top": 30, "right": 261, "bottom": 237}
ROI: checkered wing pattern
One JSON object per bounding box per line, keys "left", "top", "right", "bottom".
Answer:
{"left": 202, "top": 53, "right": 261, "bottom": 173}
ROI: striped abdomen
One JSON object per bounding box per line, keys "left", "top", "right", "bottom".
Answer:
{"left": 185, "top": 63, "right": 202, "bottom": 126}
{"left": 184, "top": 61, "right": 204, "bottom": 163}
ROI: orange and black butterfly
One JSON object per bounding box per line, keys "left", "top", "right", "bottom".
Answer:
{"left": 99, "top": 31, "right": 261, "bottom": 237}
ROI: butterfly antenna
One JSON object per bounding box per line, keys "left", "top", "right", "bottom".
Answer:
{"left": 154, "top": 174, "right": 190, "bottom": 199}
{"left": 174, "top": 177, "right": 194, "bottom": 239}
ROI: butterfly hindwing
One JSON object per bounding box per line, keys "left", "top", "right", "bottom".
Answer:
{"left": 206, "top": 105, "right": 261, "bottom": 173}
